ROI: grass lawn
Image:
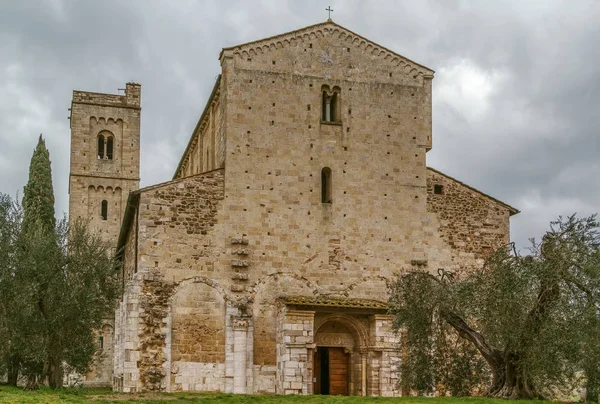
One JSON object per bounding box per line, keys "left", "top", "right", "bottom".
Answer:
{"left": 0, "top": 386, "right": 557, "bottom": 404}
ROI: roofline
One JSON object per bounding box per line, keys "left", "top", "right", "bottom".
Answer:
{"left": 142, "top": 167, "right": 224, "bottom": 195}
{"left": 115, "top": 191, "right": 140, "bottom": 262}
{"left": 219, "top": 20, "right": 434, "bottom": 74}
{"left": 427, "top": 167, "right": 520, "bottom": 216}
{"left": 173, "top": 75, "right": 221, "bottom": 179}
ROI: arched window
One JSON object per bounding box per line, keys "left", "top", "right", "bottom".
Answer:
{"left": 106, "top": 136, "right": 114, "bottom": 160}
{"left": 101, "top": 200, "right": 108, "bottom": 220}
{"left": 97, "top": 134, "right": 105, "bottom": 159}
{"left": 321, "top": 167, "right": 332, "bottom": 204}
{"left": 321, "top": 86, "right": 341, "bottom": 123}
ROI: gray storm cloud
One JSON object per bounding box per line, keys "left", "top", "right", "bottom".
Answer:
{"left": 1, "top": 0, "right": 598, "bottom": 250}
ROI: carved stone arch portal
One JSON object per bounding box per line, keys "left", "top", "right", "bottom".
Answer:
{"left": 314, "top": 313, "right": 369, "bottom": 349}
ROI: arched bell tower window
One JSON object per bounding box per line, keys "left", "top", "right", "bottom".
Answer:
{"left": 106, "top": 136, "right": 114, "bottom": 160}
{"left": 321, "top": 85, "right": 341, "bottom": 123}
{"left": 97, "top": 131, "right": 114, "bottom": 160}
{"left": 321, "top": 167, "right": 332, "bottom": 204}
{"left": 97, "top": 134, "right": 105, "bottom": 159}
{"left": 101, "top": 200, "right": 108, "bottom": 220}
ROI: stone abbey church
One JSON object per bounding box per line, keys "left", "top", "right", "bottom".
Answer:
{"left": 68, "top": 21, "right": 518, "bottom": 395}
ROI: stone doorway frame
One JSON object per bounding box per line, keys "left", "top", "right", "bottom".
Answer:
{"left": 278, "top": 298, "right": 399, "bottom": 396}
{"left": 312, "top": 313, "right": 369, "bottom": 396}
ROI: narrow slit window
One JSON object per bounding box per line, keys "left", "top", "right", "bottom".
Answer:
{"left": 101, "top": 200, "right": 108, "bottom": 220}
{"left": 321, "top": 167, "right": 332, "bottom": 204}
{"left": 97, "top": 134, "right": 105, "bottom": 159}
{"left": 99, "top": 335, "right": 104, "bottom": 350}
{"left": 106, "top": 136, "right": 114, "bottom": 160}
{"left": 322, "top": 91, "right": 328, "bottom": 121}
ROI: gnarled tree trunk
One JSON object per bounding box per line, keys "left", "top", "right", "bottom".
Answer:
{"left": 47, "top": 354, "right": 62, "bottom": 389}
{"left": 441, "top": 309, "right": 541, "bottom": 399}
{"left": 23, "top": 373, "right": 40, "bottom": 391}
{"left": 6, "top": 354, "right": 20, "bottom": 386}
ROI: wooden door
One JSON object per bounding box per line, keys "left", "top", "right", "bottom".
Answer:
{"left": 328, "top": 347, "right": 349, "bottom": 395}
{"left": 313, "top": 350, "right": 321, "bottom": 394}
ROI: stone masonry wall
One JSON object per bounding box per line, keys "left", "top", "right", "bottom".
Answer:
{"left": 426, "top": 168, "right": 513, "bottom": 262}
{"left": 277, "top": 310, "right": 314, "bottom": 395}
{"left": 116, "top": 169, "right": 226, "bottom": 392}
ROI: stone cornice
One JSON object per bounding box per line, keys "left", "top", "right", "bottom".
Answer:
{"left": 220, "top": 21, "right": 434, "bottom": 79}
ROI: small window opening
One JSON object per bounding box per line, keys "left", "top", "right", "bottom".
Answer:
{"left": 321, "top": 85, "right": 341, "bottom": 122}
{"left": 106, "top": 136, "right": 114, "bottom": 160}
{"left": 321, "top": 167, "right": 332, "bottom": 204}
{"left": 101, "top": 200, "right": 108, "bottom": 220}
{"left": 434, "top": 184, "right": 444, "bottom": 195}
{"left": 97, "top": 134, "right": 105, "bottom": 159}
{"left": 99, "top": 335, "right": 104, "bottom": 350}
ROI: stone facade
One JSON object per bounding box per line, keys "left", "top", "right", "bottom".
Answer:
{"left": 68, "top": 20, "right": 518, "bottom": 395}
{"left": 68, "top": 82, "right": 141, "bottom": 387}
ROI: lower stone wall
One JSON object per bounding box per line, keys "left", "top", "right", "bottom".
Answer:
{"left": 276, "top": 310, "right": 314, "bottom": 395}
{"left": 83, "top": 320, "right": 114, "bottom": 387}
{"left": 114, "top": 292, "right": 404, "bottom": 396}
{"left": 253, "top": 365, "right": 277, "bottom": 394}
{"left": 113, "top": 276, "right": 142, "bottom": 392}
{"left": 171, "top": 362, "right": 225, "bottom": 391}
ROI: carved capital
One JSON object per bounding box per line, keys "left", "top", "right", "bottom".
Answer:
{"left": 232, "top": 318, "right": 249, "bottom": 331}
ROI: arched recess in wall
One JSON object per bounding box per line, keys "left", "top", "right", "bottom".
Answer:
{"left": 251, "top": 273, "right": 317, "bottom": 367}
{"left": 169, "top": 281, "right": 226, "bottom": 386}
{"left": 314, "top": 313, "right": 369, "bottom": 349}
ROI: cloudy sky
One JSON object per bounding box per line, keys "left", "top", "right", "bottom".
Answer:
{"left": 1, "top": 0, "right": 598, "bottom": 250}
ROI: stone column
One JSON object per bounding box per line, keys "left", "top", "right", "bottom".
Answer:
{"left": 232, "top": 317, "right": 250, "bottom": 394}
{"left": 360, "top": 349, "right": 368, "bottom": 396}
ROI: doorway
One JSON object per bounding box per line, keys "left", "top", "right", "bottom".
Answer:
{"left": 313, "top": 347, "right": 349, "bottom": 395}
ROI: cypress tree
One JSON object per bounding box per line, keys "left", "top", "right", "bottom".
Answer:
{"left": 11, "top": 135, "right": 120, "bottom": 389}
{"left": 22, "top": 134, "right": 55, "bottom": 236}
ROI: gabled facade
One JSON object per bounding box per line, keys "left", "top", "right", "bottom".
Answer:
{"left": 82, "top": 20, "right": 519, "bottom": 395}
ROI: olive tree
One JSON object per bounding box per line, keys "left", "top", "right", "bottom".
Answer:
{"left": 390, "top": 215, "right": 600, "bottom": 399}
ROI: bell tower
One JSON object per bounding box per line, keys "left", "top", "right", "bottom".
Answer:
{"left": 68, "top": 82, "right": 141, "bottom": 246}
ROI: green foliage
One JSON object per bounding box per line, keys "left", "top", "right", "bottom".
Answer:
{"left": 0, "top": 136, "right": 121, "bottom": 387}
{"left": 22, "top": 135, "right": 55, "bottom": 236}
{"left": 0, "top": 193, "right": 20, "bottom": 378}
{"left": 390, "top": 214, "right": 600, "bottom": 399}
{"left": 0, "top": 385, "right": 563, "bottom": 403}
